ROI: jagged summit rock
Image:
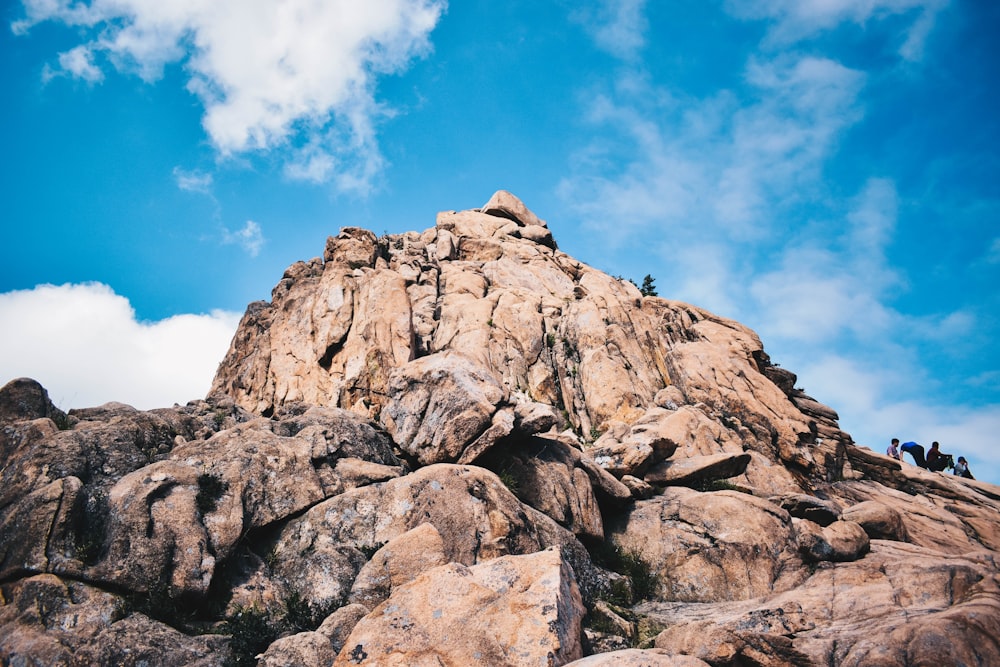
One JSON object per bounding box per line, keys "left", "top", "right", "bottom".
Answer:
{"left": 3, "top": 192, "right": 1000, "bottom": 666}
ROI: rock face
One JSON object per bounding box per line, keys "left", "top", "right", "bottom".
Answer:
{"left": 2, "top": 192, "right": 1000, "bottom": 667}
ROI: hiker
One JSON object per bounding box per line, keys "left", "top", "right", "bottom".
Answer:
{"left": 887, "top": 438, "right": 901, "bottom": 460}
{"left": 899, "top": 440, "right": 928, "bottom": 468}
{"left": 926, "top": 441, "right": 953, "bottom": 472}
{"left": 953, "top": 456, "right": 975, "bottom": 479}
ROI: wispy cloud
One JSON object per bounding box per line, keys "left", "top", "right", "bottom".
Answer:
{"left": 172, "top": 167, "right": 214, "bottom": 194}
{"left": 559, "top": 53, "right": 864, "bottom": 250}
{"left": 15, "top": 0, "right": 446, "bottom": 193}
{"left": 0, "top": 283, "right": 240, "bottom": 410}
{"left": 571, "top": 0, "right": 648, "bottom": 61}
{"left": 223, "top": 220, "right": 264, "bottom": 258}
{"left": 724, "top": 0, "right": 949, "bottom": 60}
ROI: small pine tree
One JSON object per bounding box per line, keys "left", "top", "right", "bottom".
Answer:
{"left": 639, "top": 274, "right": 658, "bottom": 297}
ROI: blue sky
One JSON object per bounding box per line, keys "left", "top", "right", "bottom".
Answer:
{"left": 2, "top": 1, "right": 998, "bottom": 483}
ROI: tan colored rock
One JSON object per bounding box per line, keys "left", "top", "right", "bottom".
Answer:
{"left": 477, "top": 436, "right": 605, "bottom": 541}
{"left": 270, "top": 464, "right": 591, "bottom": 611}
{"left": 333, "top": 548, "right": 585, "bottom": 667}
{"left": 566, "top": 650, "right": 710, "bottom": 666}
{"left": 620, "top": 474, "right": 656, "bottom": 499}
{"left": 794, "top": 518, "right": 870, "bottom": 562}
{"left": 647, "top": 540, "right": 1000, "bottom": 667}
{"left": 257, "top": 632, "right": 336, "bottom": 667}
{"left": 769, "top": 493, "right": 842, "bottom": 526}
{"left": 644, "top": 452, "right": 752, "bottom": 487}
{"left": 608, "top": 488, "right": 804, "bottom": 602}
{"left": 379, "top": 352, "right": 506, "bottom": 465}
{"left": 481, "top": 189, "right": 548, "bottom": 228}
{"left": 348, "top": 523, "right": 449, "bottom": 609}
{"left": 840, "top": 499, "right": 907, "bottom": 541}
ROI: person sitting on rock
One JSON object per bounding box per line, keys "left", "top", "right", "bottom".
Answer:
{"left": 887, "top": 438, "right": 901, "bottom": 460}
{"left": 899, "top": 440, "right": 928, "bottom": 468}
{"left": 926, "top": 441, "right": 953, "bottom": 472}
{"left": 953, "top": 456, "right": 975, "bottom": 479}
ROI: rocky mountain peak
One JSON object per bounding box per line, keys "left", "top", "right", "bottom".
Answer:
{"left": 3, "top": 192, "right": 999, "bottom": 666}
{"left": 210, "top": 191, "right": 849, "bottom": 495}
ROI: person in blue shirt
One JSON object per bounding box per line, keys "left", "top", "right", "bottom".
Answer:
{"left": 894, "top": 439, "right": 928, "bottom": 468}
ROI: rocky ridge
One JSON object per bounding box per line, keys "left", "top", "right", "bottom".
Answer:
{"left": 2, "top": 191, "right": 999, "bottom": 666}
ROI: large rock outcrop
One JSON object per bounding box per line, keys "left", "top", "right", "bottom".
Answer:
{"left": 3, "top": 192, "right": 999, "bottom": 667}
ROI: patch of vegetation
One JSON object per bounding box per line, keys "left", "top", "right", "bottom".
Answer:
{"left": 635, "top": 617, "right": 666, "bottom": 649}
{"left": 281, "top": 590, "right": 339, "bottom": 635}
{"left": 52, "top": 411, "right": 73, "bottom": 430}
{"left": 546, "top": 333, "right": 556, "bottom": 348}
{"left": 591, "top": 542, "right": 659, "bottom": 603}
{"left": 497, "top": 468, "right": 521, "bottom": 496}
{"left": 196, "top": 473, "right": 228, "bottom": 515}
{"left": 224, "top": 604, "right": 278, "bottom": 667}
{"left": 589, "top": 427, "right": 603, "bottom": 442}
{"left": 358, "top": 541, "right": 387, "bottom": 560}
{"left": 264, "top": 546, "right": 280, "bottom": 571}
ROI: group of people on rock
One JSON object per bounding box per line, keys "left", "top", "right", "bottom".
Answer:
{"left": 887, "top": 438, "right": 974, "bottom": 479}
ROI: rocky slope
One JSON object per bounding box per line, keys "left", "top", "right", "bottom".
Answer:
{"left": 2, "top": 191, "right": 999, "bottom": 666}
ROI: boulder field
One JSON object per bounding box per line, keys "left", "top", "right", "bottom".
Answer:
{"left": 2, "top": 192, "right": 998, "bottom": 666}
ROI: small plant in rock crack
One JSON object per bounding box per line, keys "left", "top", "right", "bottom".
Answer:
{"left": 497, "top": 468, "right": 521, "bottom": 496}
{"left": 591, "top": 542, "right": 659, "bottom": 603}
{"left": 196, "top": 473, "right": 228, "bottom": 515}
{"left": 224, "top": 604, "right": 278, "bottom": 667}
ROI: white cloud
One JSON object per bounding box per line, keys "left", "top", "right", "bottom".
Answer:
{"left": 0, "top": 283, "right": 241, "bottom": 410}
{"left": 15, "top": 0, "right": 446, "bottom": 193}
{"left": 724, "top": 0, "right": 948, "bottom": 60}
{"left": 572, "top": 0, "right": 648, "bottom": 61}
{"left": 223, "top": 220, "right": 264, "bottom": 257}
{"left": 173, "top": 166, "right": 214, "bottom": 194}
{"left": 57, "top": 44, "right": 104, "bottom": 82}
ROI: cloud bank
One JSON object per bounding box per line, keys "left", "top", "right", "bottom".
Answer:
{"left": 15, "top": 0, "right": 446, "bottom": 193}
{"left": 0, "top": 284, "right": 241, "bottom": 410}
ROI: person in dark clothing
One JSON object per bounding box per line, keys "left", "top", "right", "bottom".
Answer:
{"left": 900, "top": 440, "right": 928, "bottom": 468}
{"left": 926, "top": 441, "right": 953, "bottom": 472}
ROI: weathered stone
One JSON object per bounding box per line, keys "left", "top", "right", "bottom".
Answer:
{"left": 840, "top": 499, "right": 908, "bottom": 541}
{"left": 0, "top": 377, "right": 69, "bottom": 427}
{"left": 794, "top": 518, "right": 870, "bottom": 562}
{"left": 567, "top": 650, "right": 711, "bottom": 666}
{"left": 646, "top": 540, "right": 1000, "bottom": 667}
{"left": 620, "top": 474, "right": 657, "bottom": 499}
{"left": 770, "top": 493, "right": 842, "bottom": 526}
{"left": 0, "top": 574, "right": 227, "bottom": 666}
{"left": 379, "top": 352, "right": 506, "bottom": 465}
{"left": 270, "top": 464, "right": 582, "bottom": 611}
{"left": 257, "top": 632, "right": 336, "bottom": 667}
{"left": 481, "top": 189, "right": 547, "bottom": 228}
{"left": 333, "top": 548, "right": 585, "bottom": 667}
{"left": 644, "top": 452, "right": 752, "bottom": 487}
{"left": 348, "top": 523, "right": 448, "bottom": 609}
{"left": 607, "top": 488, "right": 803, "bottom": 602}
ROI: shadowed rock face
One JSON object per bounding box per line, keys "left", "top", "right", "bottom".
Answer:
{"left": 2, "top": 192, "right": 1000, "bottom": 667}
